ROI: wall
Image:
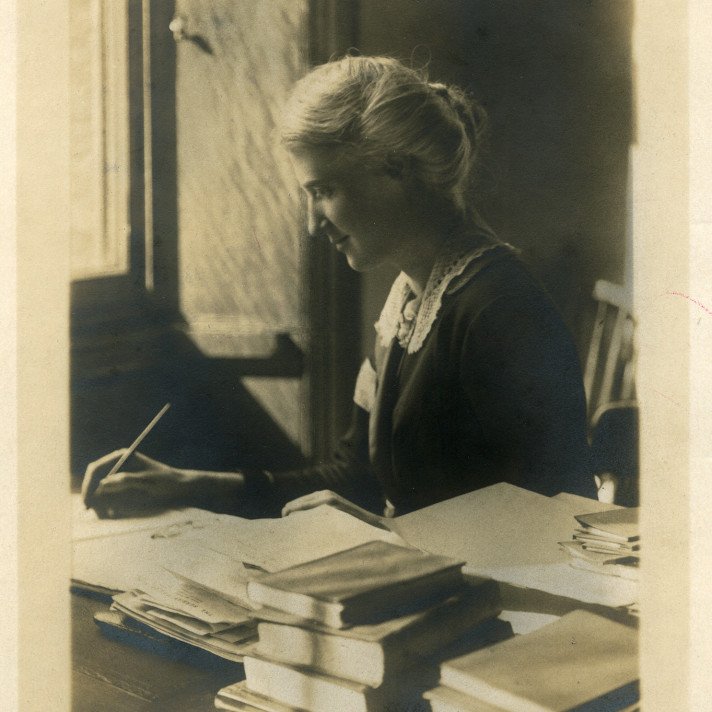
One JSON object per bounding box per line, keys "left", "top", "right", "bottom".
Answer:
{"left": 354, "top": 0, "right": 633, "bottom": 360}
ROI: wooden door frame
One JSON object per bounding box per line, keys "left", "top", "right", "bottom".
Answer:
{"left": 304, "top": 0, "right": 363, "bottom": 461}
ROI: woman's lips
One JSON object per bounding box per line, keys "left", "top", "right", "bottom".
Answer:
{"left": 331, "top": 234, "right": 349, "bottom": 247}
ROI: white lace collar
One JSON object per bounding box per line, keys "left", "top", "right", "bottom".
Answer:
{"left": 374, "top": 232, "right": 515, "bottom": 354}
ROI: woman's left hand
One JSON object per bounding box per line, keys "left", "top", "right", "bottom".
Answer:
{"left": 282, "top": 489, "right": 391, "bottom": 530}
{"left": 594, "top": 472, "right": 619, "bottom": 504}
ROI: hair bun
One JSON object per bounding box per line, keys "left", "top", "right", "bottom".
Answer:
{"left": 429, "top": 81, "right": 485, "bottom": 155}
{"left": 429, "top": 82, "right": 451, "bottom": 101}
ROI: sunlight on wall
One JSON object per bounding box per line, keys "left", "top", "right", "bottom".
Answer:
{"left": 173, "top": 0, "right": 308, "bottom": 447}
{"left": 70, "top": 0, "right": 131, "bottom": 278}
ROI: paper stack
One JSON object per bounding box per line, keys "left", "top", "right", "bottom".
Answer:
{"left": 216, "top": 540, "right": 511, "bottom": 712}
{"left": 110, "top": 554, "right": 260, "bottom": 661}
{"left": 85, "top": 505, "right": 410, "bottom": 663}
{"left": 559, "top": 507, "right": 640, "bottom": 581}
{"left": 425, "top": 609, "right": 639, "bottom": 712}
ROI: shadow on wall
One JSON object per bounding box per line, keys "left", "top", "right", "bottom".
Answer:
{"left": 70, "top": 314, "right": 306, "bottom": 499}
{"left": 356, "top": 0, "right": 634, "bottom": 361}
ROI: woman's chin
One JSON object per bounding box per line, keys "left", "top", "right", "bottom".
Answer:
{"left": 342, "top": 248, "right": 383, "bottom": 273}
{"left": 345, "top": 254, "right": 372, "bottom": 272}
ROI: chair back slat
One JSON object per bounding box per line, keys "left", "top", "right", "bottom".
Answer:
{"left": 585, "top": 280, "right": 638, "bottom": 506}
{"left": 583, "top": 300, "right": 608, "bottom": 404}
{"left": 599, "top": 308, "right": 627, "bottom": 409}
{"left": 621, "top": 360, "right": 636, "bottom": 401}
{"left": 584, "top": 279, "right": 636, "bottom": 421}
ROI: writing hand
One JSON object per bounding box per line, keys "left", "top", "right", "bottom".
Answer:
{"left": 82, "top": 449, "right": 185, "bottom": 517}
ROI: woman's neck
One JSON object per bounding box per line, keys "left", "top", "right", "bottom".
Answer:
{"left": 396, "top": 242, "right": 444, "bottom": 296}
{"left": 391, "top": 210, "right": 464, "bottom": 296}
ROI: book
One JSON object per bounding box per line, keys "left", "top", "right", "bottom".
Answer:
{"left": 561, "top": 506, "right": 640, "bottom": 583}
{"left": 574, "top": 508, "right": 639, "bottom": 543}
{"left": 427, "top": 676, "right": 639, "bottom": 712}
{"left": 425, "top": 685, "right": 510, "bottom": 712}
{"left": 571, "top": 532, "right": 640, "bottom": 553}
{"left": 214, "top": 698, "right": 258, "bottom": 712}
{"left": 243, "top": 654, "right": 430, "bottom": 712}
{"left": 427, "top": 683, "right": 639, "bottom": 712}
{"left": 221, "top": 679, "right": 640, "bottom": 712}
{"left": 215, "top": 681, "right": 301, "bottom": 712}
{"left": 242, "top": 619, "right": 513, "bottom": 712}
{"left": 439, "top": 610, "right": 638, "bottom": 712}
{"left": 558, "top": 541, "right": 639, "bottom": 581}
{"left": 253, "top": 575, "right": 501, "bottom": 687}
{"left": 246, "top": 540, "right": 465, "bottom": 628}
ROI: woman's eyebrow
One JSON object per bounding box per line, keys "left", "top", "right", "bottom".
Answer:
{"left": 303, "top": 179, "right": 328, "bottom": 189}
{"left": 299, "top": 181, "right": 318, "bottom": 196}
{"left": 301, "top": 179, "right": 333, "bottom": 196}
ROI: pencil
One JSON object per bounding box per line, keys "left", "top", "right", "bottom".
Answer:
{"left": 105, "top": 402, "right": 171, "bottom": 478}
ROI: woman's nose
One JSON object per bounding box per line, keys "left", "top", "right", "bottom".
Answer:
{"left": 306, "top": 199, "right": 326, "bottom": 237}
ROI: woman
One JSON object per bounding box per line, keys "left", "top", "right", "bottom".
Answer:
{"left": 83, "top": 56, "right": 594, "bottom": 520}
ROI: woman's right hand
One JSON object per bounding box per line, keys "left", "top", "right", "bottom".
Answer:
{"left": 82, "top": 449, "right": 192, "bottom": 518}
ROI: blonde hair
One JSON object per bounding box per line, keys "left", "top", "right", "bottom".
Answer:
{"left": 280, "top": 56, "right": 487, "bottom": 213}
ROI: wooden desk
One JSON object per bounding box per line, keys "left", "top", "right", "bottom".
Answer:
{"left": 71, "top": 487, "right": 637, "bottom": 708}
{"left": 72, "top": 588, "right": 636, "bottom": 711}
{"left": 72, "top": 593, "right": 243, "bottom": 711}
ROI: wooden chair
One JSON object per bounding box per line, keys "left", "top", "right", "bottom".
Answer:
{"left": 583, "top": 280, "right": 639, "bottom": 506}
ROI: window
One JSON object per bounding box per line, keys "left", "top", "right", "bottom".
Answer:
{"left": 70, "top": 0, "right": 131, "bottom": 279}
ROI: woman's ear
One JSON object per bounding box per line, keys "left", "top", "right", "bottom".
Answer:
{"left": 383, "top": 154, "right": 412, "bottom": 180}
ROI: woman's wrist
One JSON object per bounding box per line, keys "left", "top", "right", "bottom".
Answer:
{"left": 178, "top": 468, "right": 244, "bottom": 482}
{"left": 169, "top": 467, "right": 279, "bottom": 515}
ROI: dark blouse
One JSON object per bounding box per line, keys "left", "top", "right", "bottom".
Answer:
{"left": 268, "top": 238, "right": 594, "bottom": 515}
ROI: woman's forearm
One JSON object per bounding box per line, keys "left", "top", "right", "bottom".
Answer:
{"left": 175, "top": 468, "right": 281, "bottom": 516}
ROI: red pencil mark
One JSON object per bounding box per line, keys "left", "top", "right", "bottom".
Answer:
{"left": 664, "top": 291, "right": 712, "bottom": 317}
{"left": 253, "top": 228, "right": 262, "bottom": 252}
{"left": 647, "top": 386, "right": 683, "bottom": 409}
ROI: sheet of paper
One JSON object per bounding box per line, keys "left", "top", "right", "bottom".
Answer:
{"left": 391, "top": 483, "right": 638, "bottom": 608}
{"left": 162, "top": 544, "right": 258, "bottom": 608}
{"left": 183, "top": 504, "right": 407, "bottom": 572}
{"left": 111, "top": 592, "right": 257, "bottom": 660}
{"left": 135, "top": 577, "right": 253, "bottom": 629}
{"left": 73, "top": 499, "right": 406, "bottom": 596}
{"left": 73, "top": 528, "right": 201, "bottom": 593}
{"left": 72, "top": 495, "right": 222, "bottom": 541}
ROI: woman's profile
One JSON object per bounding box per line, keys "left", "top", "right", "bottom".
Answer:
{"left": 83, "top": 55, "right": 594, "bottom": 520}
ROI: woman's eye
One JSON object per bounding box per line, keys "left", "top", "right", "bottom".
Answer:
{"left": 313, "top": 186, "right": 332, "bottom": 200}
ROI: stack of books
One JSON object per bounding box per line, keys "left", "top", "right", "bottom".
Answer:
{"left": 425, "top": 609, "right": 639, "bottom": 712}
{"left": 216, "top": 540, "right": 510, "bottom": 712}
{"left": 559, "top": 507, "right": 640, "bottom": 581}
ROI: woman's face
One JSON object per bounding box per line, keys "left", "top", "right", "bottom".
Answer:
{"left": 289, "top": 147, "right": 412, "bottom": 272}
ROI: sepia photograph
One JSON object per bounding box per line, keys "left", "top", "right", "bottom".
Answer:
{"left": 3, "top": 0, "right": 709, "bottom": 710}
